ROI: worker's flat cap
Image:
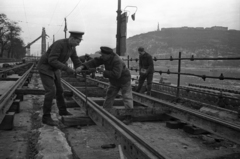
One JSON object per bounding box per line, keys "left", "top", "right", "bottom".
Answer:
{"left": 138, "top": 47, "right": 144, "bottom": 52}
{"left": 69, "top": 31, "right": 84, "bottom": 40}
{"left": 100, "top": 46, "right": 113, "bottom": 54}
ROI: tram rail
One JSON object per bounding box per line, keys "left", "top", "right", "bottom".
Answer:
{"left": 58, "top": 73, "right": 240, "bottom": 158}
{"left": 61, "top": 77, "right": 167, "bottom": 159}
{"left": 66, "top": 75, "right": 240, "bottom": 146}
{"left": 0, "top": 63, "right": 33, "bottom": 124}
{"left": 148, "top": 82, "right": 240, "bottom": 113}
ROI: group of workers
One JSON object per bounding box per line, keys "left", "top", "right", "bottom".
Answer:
{"left": 37, "top": 31, "right": 154, "bottom": 126}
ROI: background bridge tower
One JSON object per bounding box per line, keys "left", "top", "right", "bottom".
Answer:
{"left": 24, "top": 27, "right": 48, "bottom": 56}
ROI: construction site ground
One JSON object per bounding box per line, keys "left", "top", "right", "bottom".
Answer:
{"left": 0, "top": 73, "right": 240, "bottom": 159}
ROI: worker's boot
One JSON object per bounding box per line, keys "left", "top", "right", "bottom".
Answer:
{"left": 42, "top": 115, "right": 58, "bottom": 126}
{"left": 59, "top": 109, "right": 72, "bottom": 116}
{"left": 56, "top": 97, "right": 72, "bottom": 116}
{"left": 146, "top": 84, "right": 152, "bottom": 96}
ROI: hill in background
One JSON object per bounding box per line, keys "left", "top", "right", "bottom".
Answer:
{"left": 125, "top": 27, "right": 240, "bottom": 68}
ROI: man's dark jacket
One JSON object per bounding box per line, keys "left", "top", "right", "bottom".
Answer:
{"left": 37, "top": 39, "right": 82, "bottom": 78}
{"left": 83, "top": 53, "right": 131, "bottom": 86}
{"left": 139, "top": 52, "right": 154, "bottom": 74}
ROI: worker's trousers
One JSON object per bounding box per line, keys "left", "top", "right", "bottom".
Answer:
{"left": 136, "top": 73, "right": 153, "bottom": 94}
{"left": 39, "top": 72, "right": 67, "bottom": 116}
{"left": 103, "top": 81, "right": 133, "bottom": 109}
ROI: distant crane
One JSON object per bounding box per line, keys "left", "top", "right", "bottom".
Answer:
{"left": 24, "top": 27, "right": 48, "bottom": 56}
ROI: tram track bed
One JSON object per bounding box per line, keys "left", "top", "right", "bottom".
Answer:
{"left": 60, "top": 74, "right": 240, "bottom": 159}
{"left": 1, "top": 71, "right": 240, "bottom": 159}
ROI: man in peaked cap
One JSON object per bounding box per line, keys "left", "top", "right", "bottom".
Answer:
{"left": 37, "top": 31, "right": 85, "bottom": 126}
{"left": 77, "top": 46, "right": 134, "bottom": 125}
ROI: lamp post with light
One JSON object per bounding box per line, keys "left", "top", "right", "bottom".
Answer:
{"left": 116, "top": 0, "right": 137, "bottom": 56}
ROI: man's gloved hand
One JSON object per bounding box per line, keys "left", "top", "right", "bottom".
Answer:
{"left": 76, "top": 66, "right": 84, "bottom": 74}
{"left": 65, "top": 67, "right": 75, "bottom": 75}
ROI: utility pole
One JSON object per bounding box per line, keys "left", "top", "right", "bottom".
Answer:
{"left": 53, "top": 35, "right": 55, "bottom": 43}
{"left": 64, "top": 18, "right": 67, "bottom": 39}
{"left": 41, "top": 27, "right": 46, "bottom": 55}
{"left": 116, "top": 0, "right": 122, "bottom": 56}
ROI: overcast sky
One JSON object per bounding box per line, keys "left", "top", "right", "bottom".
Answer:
{"left": 1, "top": 0, "right": 240, "bottom": 56}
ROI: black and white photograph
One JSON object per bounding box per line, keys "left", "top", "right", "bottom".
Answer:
{"left": 0, "top": 0, "right": 240, "bottom": 158}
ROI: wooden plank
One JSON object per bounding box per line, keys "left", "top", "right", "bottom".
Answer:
{"left": 15, "top": 88, "right": 73, "bottom": 97}
{"left": 0, "top": 78, "right": 18, "bottom": 81}
{"left": 110, "top": 107, "right": 172, "bottom": 122}
{"left": 61, "top": 115, "right": 95, "bottom": 127}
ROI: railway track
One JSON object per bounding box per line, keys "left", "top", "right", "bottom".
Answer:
{"left": 188, "top": 83, "right": 240, "bottom": 95}
{"left": 0, "top": 63, "right": 33, "bottom": 127}
{"left": 1, "top": 69, "right": 240, "bottom": 158}
{"left": 150, "top": 82, "right": 240, "bottom": 113}
{"left": 60, "top": 73, "right": 240, "bottom": 159}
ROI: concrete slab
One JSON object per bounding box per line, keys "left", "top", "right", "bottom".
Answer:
{"left": 65, "top": 126, "right": 119, "bottom": 159}
{"left": 35, "top": 126, "right": 73, "bottom": 159}
{"left": 7, "top": 74, "right": 21, "bottom": 78}
{"left": 0, "top": 81, "right": 15, "bottom": 95}
{"left": 130, "top": 122, "right": 240, "bottom": 159}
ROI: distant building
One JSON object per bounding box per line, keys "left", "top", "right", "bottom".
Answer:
{"left": 161, "top": 26, "right": 228, "bottom": 31}
{"left": 195, "top": 27, "right": 204, "bottom": 30}
{"left": 211, "top": 26, "right": 228, "bottom": 31}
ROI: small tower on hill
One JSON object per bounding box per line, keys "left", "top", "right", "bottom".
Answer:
{"left": 157, "top": 23, "right": 160, "bottom": 31}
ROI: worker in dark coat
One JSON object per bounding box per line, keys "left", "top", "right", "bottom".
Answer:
{"left": 37, "top": 31, "right": 84, "bottom": 126}
{"left": 136, "top": 47, "right": 154, "bottom": 95}
{"left": 79, "top": 54, "right": 95, "bottom": 78}
{"left": 78, "top": 46, "right": 133, "bottom": 124}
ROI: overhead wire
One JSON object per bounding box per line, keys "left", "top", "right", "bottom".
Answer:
{"left": 22, "top": 0, "right": 31, "bottom": 40}
{"left": 65, "top": 0, "right": 81, "bottom": 18}
{"left": 18, "top": 20, "right": 62, "bottom": 26}
{"left": 48, "top": 0, "right": 61, "bottom": 26}
{"left": 54, "top": 0, "right": 82, "bottom": 35}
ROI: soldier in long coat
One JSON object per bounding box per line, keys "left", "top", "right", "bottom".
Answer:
{"left": 37, "top": 31, "right": 84, "bottom": 126}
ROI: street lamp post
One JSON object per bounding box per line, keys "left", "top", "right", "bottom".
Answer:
{"left": 116, "top": 1, "right": 138, "bottom": 56}
{"left": 124, "top": 6, "right": 138, "bottom": 21}
{"left": 116, "top": 0, "right": 122, "bottom": 56}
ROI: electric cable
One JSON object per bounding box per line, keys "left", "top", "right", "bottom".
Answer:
{"left": 48, "top": 0, "right": 61, "bottom": 26}
{"left": 22, "top": 0, "right": 31, "bottom": 40}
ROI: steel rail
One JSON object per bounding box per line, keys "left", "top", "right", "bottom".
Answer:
{"left": 86, "top": 77, "right": 240, "bottom": 145}
{"left": 152, "top": 82, "right": 240, "bottom": 100}
{"left": 0, "top": 63, "right": 31, "bottom": 74}
{"left": 61, "top": 78, "right": 168, "bottom": 159}
{"left": 0, "top": 64, "right": 33, "bottom": 123}
{"left": 125, "top": 57, "right": 240, "bottom": 61}
{"left": 188, "top": 83, "right": 240, "bottom": 95}
{"left": 149, "top": 89, "right": 238, "bottom": 120}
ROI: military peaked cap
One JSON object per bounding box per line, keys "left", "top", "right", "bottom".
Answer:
{"left": 69, "top": 31, "right": 84, "bottom": 40}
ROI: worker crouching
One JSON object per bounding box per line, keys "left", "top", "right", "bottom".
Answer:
{"left": 78, "top": 46, "right": 134, "bottom": 124}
